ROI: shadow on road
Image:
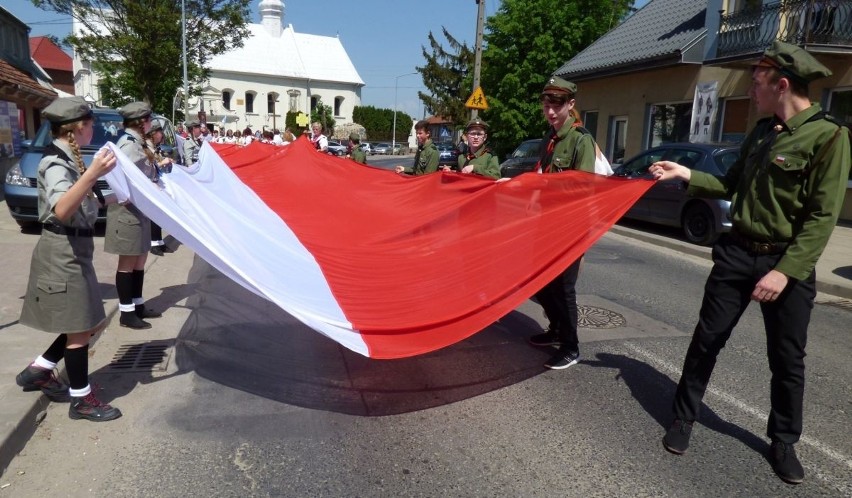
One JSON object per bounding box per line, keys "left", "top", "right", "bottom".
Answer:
{"left": 173, "top": 256, "right": 550, "bottom": 416}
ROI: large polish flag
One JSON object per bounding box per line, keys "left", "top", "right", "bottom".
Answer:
{"left": 103, "top": 137, "right": 652, "bottom": 358}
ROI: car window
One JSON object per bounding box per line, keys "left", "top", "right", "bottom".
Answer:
{"left": 620, "top": 149, "right": 666, "bottom": 175}
{"left": 714, "top": 150, "right": 739, "bottom": 173}
{"left": 513, "top": 140, "right": 541, "bottom": 159}
{"left": 665, "top": 149, "right": 703, "bottom": 170}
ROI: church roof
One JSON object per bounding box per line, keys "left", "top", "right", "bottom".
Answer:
{"left": 209, "top": 23, "right": 364, "bottom": 86}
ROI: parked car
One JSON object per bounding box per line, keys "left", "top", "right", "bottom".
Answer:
{"left": 4, "top": 108, "right": 177, "bottom": 228}
{"left": 499, "top": 139, "right": 543, "bottom": 178}
{"left": 613, "top": 142, "right": 740, "bottom": 245}
{"left": 372, "top": 143, "right": 391, "bottom": 155}
{"left": 392, "top": 143, "right": 408, "bottom": 155}
{"left": 326, "top": 140, "right": 347, "bottom": 156}
{"left": 359, "top": 142, "right": 372, "bottom": 154}
{"left": 435, "top": 142, "right": 459, "bottom": 166}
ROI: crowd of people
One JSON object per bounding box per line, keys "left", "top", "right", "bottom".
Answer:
{"left": 11, "top": 41, "right": 850, "bottom": 487}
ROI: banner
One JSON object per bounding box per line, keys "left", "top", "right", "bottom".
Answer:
{"left": 690, "top": 81, "right": 718, "bottom": 144}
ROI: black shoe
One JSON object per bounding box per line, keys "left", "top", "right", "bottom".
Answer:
{"left": 120, "top": 310, "right": 152, "bottom": 329}
{"left": 663, "top": 419, "right": 693, "bottom": 455}
{"left": 544, "top": 349, "right": 580, "bottom": 370}
{"left": 150, "top": 246, "right": 165, "bottom": 256}
{"left": 768, "top": 441, "right": 804, "bottom": 484}
{"left": 161, "top": 245, "right": 175, "bottom": 253}
{"left": 528, "top": 330, "right": 562, "bottom": 347}
{"left": 135, "top": 304, "right": 162, "bottom": 319}
{"left": 69, "top": 393, "right": 122, "bottom": 422}
{"left": 15, "top": 365, "right": 70, "bottom": 402}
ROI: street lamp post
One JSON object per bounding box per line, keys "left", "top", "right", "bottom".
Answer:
{"left": 181, "top": 0, "right": 189, "bottom": 122}
{"left": 392, "top": 72, "right": 418, "bottom": 152}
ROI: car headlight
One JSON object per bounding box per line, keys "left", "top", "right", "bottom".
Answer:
{"left": 4, "top": 163, "right": 31, "bottom": 187}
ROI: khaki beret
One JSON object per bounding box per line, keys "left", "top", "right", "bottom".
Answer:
{"left": 42, "top": 96, "right": 93, "bottom": 125}
{"left": 755, "top": 40, "right": 832, "bottom": 83}
{"left": 465, "top": 118, "right": 488, "bottom": 131}
{"left": 348, "top": 132, "right": 360, "bottom": 141}
{"left": 147, "top": 120, "right": 164, "bottom": 134}
{"left": 185, "top": 120, "right": 200, "bottom": 129}
{"left": 119, "top": 101, "right": 153, "bottom": 120}
{"left": 542, "top": 76, "right": 577, "bottom": 96}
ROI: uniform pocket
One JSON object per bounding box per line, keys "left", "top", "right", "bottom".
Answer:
{"left": 771, "top": 154, "right": 808, "bottom": 173}
{"left": 116, "top": 207, "right": 141, "bottom": 226}
{"left": 35, "top": 278, "right": 67, "bottom": 310}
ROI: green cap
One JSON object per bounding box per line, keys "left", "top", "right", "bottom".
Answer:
{"left": 542, "top": 76, "right": 577, "bottom": 96}
{"left": 119, "top": 101, "right": 153, "bottom": 120}
{"left": 756, "top": 40, "right": 832, "bottom": 83}
{"left": 348, "top": 132, "right": 360, "bottom": 141}
{"left": 465, "top": 118, "right": 488, "bottom": 131}
{"left": 41, "top": 96, "right": 93, "bottom": 125}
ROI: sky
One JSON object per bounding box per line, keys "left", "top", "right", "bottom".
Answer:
{"left": 5, "top": 0, "right": 649, "bottom": 118}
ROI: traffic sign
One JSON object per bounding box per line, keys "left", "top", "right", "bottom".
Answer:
{"left": 465, "top": 87, "right": 488, "bottom": 110}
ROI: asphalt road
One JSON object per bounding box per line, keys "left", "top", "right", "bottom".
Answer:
{"left": 0, "top": 222, "right": 849, "bottom": 497}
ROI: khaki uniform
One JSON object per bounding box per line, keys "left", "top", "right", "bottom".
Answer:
{"left": 20, "top": 141, "right": 106, "bottom": 334}
{"left": 104, "top": 129, "right": 153, "bottom": 255}
{"left": 183, "top": 136, "right": 201, "bottom": 166}
{"left": 457, "top": 147, "right": 500, "bottom": 179}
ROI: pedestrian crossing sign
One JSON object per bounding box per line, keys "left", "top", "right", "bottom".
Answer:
{"left": 465, "top": 87, "right": 488, "bottom": 110}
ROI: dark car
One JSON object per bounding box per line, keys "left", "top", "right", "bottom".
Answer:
{"left": 435, "top": 142, "right": 459, "bottom": 166}
{"left": 4, "top": 108, "right": 177, "bottom": 228}
{"left": 499, "top": 139, "right": 542, "bottom": 178}
{"left": 614, "top": 142, "right": 740, "bottom": 245}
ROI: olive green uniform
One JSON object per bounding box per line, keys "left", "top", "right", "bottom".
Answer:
{"left": 350, "top": 147, "right": 367, "bottom": 164}
{"left": 405, "top": 139, "right": 439, "bottom": 175}
{"left": 457, "top": 146, "right": 500, "bottom": 179}
{"left": 542, "top": 116, "right": 596, "bottom": 173}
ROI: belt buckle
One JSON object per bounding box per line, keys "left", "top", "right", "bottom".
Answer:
{"left": 757, "top": 242, "right": 772, "bottom": 254}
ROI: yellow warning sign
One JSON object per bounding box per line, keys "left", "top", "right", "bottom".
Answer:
{"left": 465, "top": 87, "right": 488, "bottom": 110}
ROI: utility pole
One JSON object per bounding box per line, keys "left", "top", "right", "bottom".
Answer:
{"left": 471, "top": 0, "right": 486, "bottom": 120}
{"left": 182, "top": 0, "right": 189, "bottom": 123}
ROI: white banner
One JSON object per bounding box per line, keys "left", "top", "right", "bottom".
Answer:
{"left": 689, "top": 81, "right": 718, "bottom": 144}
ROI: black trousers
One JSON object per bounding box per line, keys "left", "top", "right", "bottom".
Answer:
{"left": 151, "top": 221, "right": 163, "bottom": 242}
{"left": 535, "top": 257, "right": 582, "bottom": 353}
{"left": 672, "top": 236, "right": 815, "bottom": 444}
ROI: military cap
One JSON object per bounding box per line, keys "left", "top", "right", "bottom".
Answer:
{"left": 348, "top": 132, "right": 361, "bottom": 141}
{"left": 42, "top": 96, "right": 93, "bottom": 125}
{"left": 119, "top": 101, "right": 153, "bottom": 120}
{"left": 755, "top": 40, "right": 832, "bottom": 83}
{"left": 185, "top": 120, "right": 201, "bottom": 129}
{"left": 542, "top": 76, "right": 577, "bottom": 96}
{"left": 147, "top": 120, "right": 164, "bottom": 134}
{"left": 465, "top": 118, "right": 488, "bottom": 131}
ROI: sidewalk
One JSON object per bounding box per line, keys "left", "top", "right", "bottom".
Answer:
{"left": 1, "top": 212, "right": 850, "bottom": 476}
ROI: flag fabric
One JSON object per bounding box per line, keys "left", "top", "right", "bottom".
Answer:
{"left": 103, "top": 137, "right": 652, "bottom": 358}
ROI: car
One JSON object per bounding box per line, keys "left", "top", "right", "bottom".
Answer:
{"left": 372, "top": 143, "right": 391, "bottom": 155}
{"left": 392, "top": 143, "right": 407, "bottom": 155}
{"left": 613, "top": 142, "right": 740, "bottom": 245}
{"left": 359, "top": 142, "right": 372, "bottom": 154}
{"left": 499, "top": 139, "right": 543, "bottom": 177}
{"left": 326, "top": 140, "right": 347, "bottom": 156}
{"left": 4, "top": 108, "right": 177, "bottom": 229}
{"left": 435, "top": 142, "right": 459, "bottom": 166}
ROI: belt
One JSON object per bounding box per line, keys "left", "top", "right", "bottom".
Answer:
{"left": 42, "top": 223, "right": 94, "bottom": 238}
{"left": 728, "top": 230, "right": 787, "bottom": 255}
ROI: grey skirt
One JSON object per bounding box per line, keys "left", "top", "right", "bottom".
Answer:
{"left": 20, "top": 230, "right": 106, "bottom": 334}
{"left": 104, "top": 203, "right": 151, "bottom": 255}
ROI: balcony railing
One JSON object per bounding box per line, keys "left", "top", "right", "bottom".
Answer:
{"left": 717, "top": 0, "right": 852, "bottom": 59}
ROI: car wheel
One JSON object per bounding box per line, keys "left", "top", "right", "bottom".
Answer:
{"left": 682, "top": 203, "right": 717, "bottom": 245}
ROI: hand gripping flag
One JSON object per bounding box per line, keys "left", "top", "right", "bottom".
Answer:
{"left": 103, "top": 137, "right": 652, "bottom": 358}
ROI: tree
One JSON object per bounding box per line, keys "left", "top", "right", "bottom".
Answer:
{"left": 33, "top": 0, "right": 251, "bottom": 121}
{"left": 352, "top": 106, "right": 413, "bottom": 142}
{"left": 416, "top": 28, "right": 474, "bottom": 127}
{"left": 480, "top": 0, "right": 636, "bottom": 158}
{"left": 310, "top": 98, "right": 335, "bottom": 134}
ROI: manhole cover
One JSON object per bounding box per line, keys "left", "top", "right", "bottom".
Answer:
{"left": 578, "top": 305, "right": 626, "bottom": 329}
{"left": 105, "top": 340, "right": 172, "bottom": 373}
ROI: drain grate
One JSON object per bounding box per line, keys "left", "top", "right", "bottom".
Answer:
{"left": 816, "top": 298, "right": 852, "bottom": 312}
{"left": 578, "top": 305, "right": 626, "bottom": 329}
{"left": 105, "top": 340, "right": 172, "bottom": 373}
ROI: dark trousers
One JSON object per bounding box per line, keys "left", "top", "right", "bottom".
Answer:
{"left": 672, "top": 236, "right": 815, "bottom": 444}
{"left": 151, "top": 221, "right": 163, "bottom": 242}
{"left": 535, "top": 257, "right": 582, "bottom": 353}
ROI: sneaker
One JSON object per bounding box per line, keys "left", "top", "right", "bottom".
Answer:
{"left": 69, "top": 393, "right": 122, "bottom": 422}
{"left": 663, "top": 419, "right": 693, "bottom": 455}
{"left": 120, "top": 311, "right": 152, "bottom": 329}
{"left": 135, "top": 304, "right": 162, "bottom": 319}
{"left": 15, "top": 365, "right": 70, "bottom": 402}
{"left": 528, "top": 330, "right": 562, "bottom": 347}
{"left": 544, "top": 349, "right": 580, "bottom": 370}
{"left": 768, "top": 441, "right": 804, "bottom": 484}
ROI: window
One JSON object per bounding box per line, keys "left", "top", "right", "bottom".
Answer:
{"left": 647, "top": 102, "right": 691, "bottom": 148}
{"left": 311, "top": 96, "right": 319, "bottom": 112}
{"left": 245, "top": 92, "right": 255, "bottom": 113}
{"left": 268, "top": 92, "right": 279, "bottom": 115}
{"left": 222, "top": 91, "right": 231, "bottom": 110}
{"left": 609, "top": 116, "right": 628, "bottom": 164}
{"left": 719, "top": 98, "right": 749, "bottom": 143}
{"left": 334, "top": 97, "right": 343, "bottom": 117}
{"left": 582, "top": 111, "right": 599, "bottom": 140}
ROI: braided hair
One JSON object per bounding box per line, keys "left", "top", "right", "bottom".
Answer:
{"left": 51, "top": 120, "right": 88, "bottom": 176}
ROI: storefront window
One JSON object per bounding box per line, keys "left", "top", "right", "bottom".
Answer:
{"left": 647, "top": 103, "right": 691, "bottom": 147}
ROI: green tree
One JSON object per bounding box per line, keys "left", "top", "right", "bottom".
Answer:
{"left": 33, "top": 0, "right": 251, "bottom": 121}
{"left": 416, "top": 27, "right": 473, "bottom": 127}
{"left": 310, "top": 98, "right": 336, "bottom": 134}
{"left": 480, "top": 0, "right": 636, "bottom": 157}
{"left": 352, "top": 106, "right": 413, "bottom": 142}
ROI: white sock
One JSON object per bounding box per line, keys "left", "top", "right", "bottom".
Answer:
{"left": 33, "top": 356, "right": 57, "bottom": 370}
{"left": 69, "top": 385, "right": 92, "bottom": 397}
{"left": 151, "top": 240, "right": 164, "bottom": 246}
{"left": 132, "top": 297, "right": 145, "bottom": 306}
{"left": 119, "top": 303, "right": 136, "bottom": 312}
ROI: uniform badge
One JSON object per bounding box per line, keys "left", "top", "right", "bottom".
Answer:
{"left": 775, "top": 155, "right": 786, "bottom": 163}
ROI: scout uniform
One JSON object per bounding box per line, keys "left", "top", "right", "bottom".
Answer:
{"left": 183, "top": 120, "right": 202, "bottom": 166}
{"left": 538, "top": 77, "right": 596, "bottom": 174}
{"left": 456, "top": 118, "right": 500, "bottom": 179}
{"left": 348, "top": 132, "right": 367, "bottom": 164}
{"left": 410, "top": 138, "right": 439, "bottom": 175}
{"left": 664, "top": 41, "right": 851, "bottom": 483}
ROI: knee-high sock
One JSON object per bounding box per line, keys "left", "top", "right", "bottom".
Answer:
{"left": 132, "top": 269, "right": 145, "bottom": 305}
{"left": 64, "top": 345, "right": 89, "bottom": 390}
{"left": 40, "top": 333, "right": 68, "bottom": 364}
{"left": 116, "top": 271, "right": 135, "bottom": 312}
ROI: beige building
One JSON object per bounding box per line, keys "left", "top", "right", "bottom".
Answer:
{"left": 555, "top": 0, "right": 852, "bottom": 220}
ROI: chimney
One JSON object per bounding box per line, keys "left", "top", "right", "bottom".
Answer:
{"left": 259, "top": 0, "right": 284, "bottom": 37}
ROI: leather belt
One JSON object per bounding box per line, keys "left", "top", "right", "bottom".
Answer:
{"left": 42, "top": 223, "right": 94, "bottom": 238}
{"left": 728, "top": 230, "right": 787, "bottom": 255}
